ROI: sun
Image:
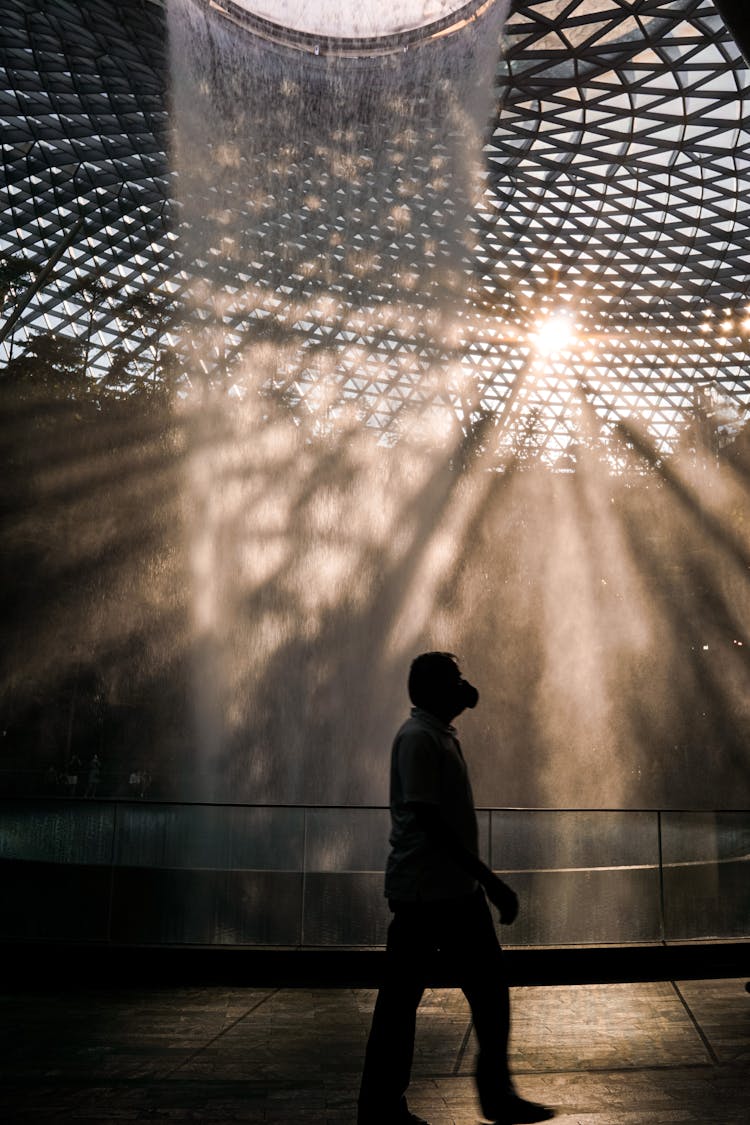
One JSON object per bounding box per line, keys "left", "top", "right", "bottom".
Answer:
{"left": 530, "top": 313, "right": 576, "bottom": 357}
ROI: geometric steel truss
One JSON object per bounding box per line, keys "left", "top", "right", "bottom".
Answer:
{"left": 1, "top": 0, "right": 749, "bottom": 461}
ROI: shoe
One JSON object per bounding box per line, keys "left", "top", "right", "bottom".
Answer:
{"left": 487, "top": 1094, "right": 555, "bottom": 1123}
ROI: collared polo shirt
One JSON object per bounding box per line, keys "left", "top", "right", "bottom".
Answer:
{"left": 384, "top": 707, "right": 479, "bottom": 902}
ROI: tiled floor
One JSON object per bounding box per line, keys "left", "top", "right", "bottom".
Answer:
{"left": 0, "top": 978, "right": 747, "bottom": 1123}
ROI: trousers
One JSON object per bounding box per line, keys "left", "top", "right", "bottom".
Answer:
{"left": 358, "top": 886, "right": 512, "bottom": 1123}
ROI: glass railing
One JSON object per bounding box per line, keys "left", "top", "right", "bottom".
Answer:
{"left": 1, "top": 800, "right": 748, "bottom": 947}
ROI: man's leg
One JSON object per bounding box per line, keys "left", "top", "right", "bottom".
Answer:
{"left": 358, "top": 904, "right": 429, "bottom": 1124}
{"left": 452, "top": 891, "right": 553, "bottom": 1124}
{"left": 447, "top": 890, "right": 513, "bottom": 1115}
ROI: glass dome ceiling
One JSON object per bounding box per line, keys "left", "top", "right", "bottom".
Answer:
{"left": 1, "top": 0, "right": 749, "bottom": 462}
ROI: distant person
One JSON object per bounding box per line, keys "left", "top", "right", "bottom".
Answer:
{"left": 358, "top": 652, "right": 553, "bottom": 1125}
{"left": 128, "top": 769, "right": 141, "bottom": 799}
{"left": 138, "top": 768, "right": 152, "bottom": 799}
{"left": 84, "top": 754, "right": 101, "bottom": 798}
{"left": 43, "top": 764, "right": 60, "bottom": 795}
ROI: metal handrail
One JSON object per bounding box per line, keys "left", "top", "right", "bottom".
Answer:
{"left": 2, "top": 799, "right": 747, "bottom": 947}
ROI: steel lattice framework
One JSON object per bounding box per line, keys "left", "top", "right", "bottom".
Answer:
{"left": 1, "top": 0, "right": 749, "bottom": 460}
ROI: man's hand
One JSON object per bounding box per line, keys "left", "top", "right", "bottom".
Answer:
{"left": 483, "top": 872, "right": 519, "bottom": 925}
{"left": 408, "top": 803, "right": 519, "bottom": 923}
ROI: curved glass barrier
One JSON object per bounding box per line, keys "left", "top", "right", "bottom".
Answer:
{"left": 0, "top": 801, "right": 747, "bottom": 946}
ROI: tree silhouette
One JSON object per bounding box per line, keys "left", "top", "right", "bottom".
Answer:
{"left": 118, "top": 291, "right": 177, "bottom": 391}
{"left": 2, "top": 332, "right": 88, "bottom": 399}
{"left": 75, "top": 277, "right": 119, "bottom": 377}
{"left": 0, "top": 256, "right": 33, "bottom": 362}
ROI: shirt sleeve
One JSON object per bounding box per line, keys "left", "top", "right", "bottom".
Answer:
{"left": 395, "top": 728, "right": 442, "bottom": 806}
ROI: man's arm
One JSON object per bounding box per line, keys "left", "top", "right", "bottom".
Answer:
{"left": 408, "top": 801, "right": 519, "bottom": 924}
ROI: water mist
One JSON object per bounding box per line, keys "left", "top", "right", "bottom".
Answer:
{"left": 167, "top": 0, "right": 510, "bottom": 802}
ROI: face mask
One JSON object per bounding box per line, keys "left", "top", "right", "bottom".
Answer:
{"left": 457, "top": 678, "right": 479, "bottom": 711}
{"left": 435, "top": 676, "right": 479, "bottom": 718}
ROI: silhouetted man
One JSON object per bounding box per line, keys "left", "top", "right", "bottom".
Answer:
{"left": 358, "top": 652, "right": 553, "bottom": 1125}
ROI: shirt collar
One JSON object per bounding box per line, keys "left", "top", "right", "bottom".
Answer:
{"left": 411, "top": 706, "right": 457, "bottom": 736}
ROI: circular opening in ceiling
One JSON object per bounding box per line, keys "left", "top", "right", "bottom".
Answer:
{"left": 205, "top": 0, "right": 501, "bottom": 54}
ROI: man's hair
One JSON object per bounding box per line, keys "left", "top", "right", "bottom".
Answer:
{"left": 408, "top": 651, "right": 460, "bottom": 709}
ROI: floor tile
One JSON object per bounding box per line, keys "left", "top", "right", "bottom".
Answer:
{"left": 0, "top": 978, "right": 747, "bottom": 1123}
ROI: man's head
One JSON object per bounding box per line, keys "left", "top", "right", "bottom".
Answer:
{"left": 408, "top": 651, "right": 479, "bottom": 723}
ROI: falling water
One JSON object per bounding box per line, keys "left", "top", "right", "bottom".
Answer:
{"left": 166, "top": 0, "right": 511, "bottom": 802}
